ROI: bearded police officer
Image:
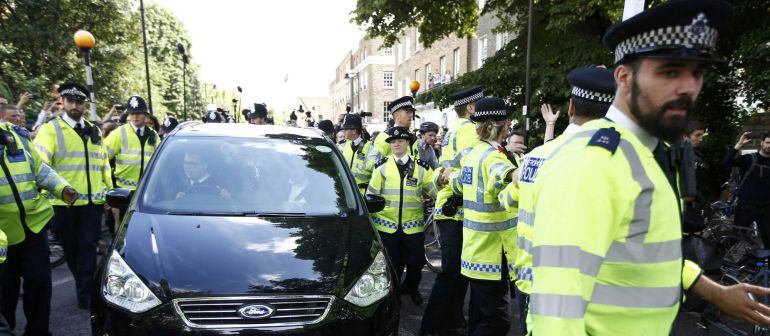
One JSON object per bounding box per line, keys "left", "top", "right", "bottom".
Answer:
{"left": 339, "top": 113, "right": 374, "bottom": 194}
{"left": 34, "top": 83, "right": 113, "bottom": 310}
{"left": 105, "top": 95, "right": 158, "bottom": 191}
{"left": 528, "top": 1, "right": 770, "bottom": 334}
{"left": 367, "top": 126, "right": 437, "bottom": 306}
{"left": 498, "top": 65, "right": 616, "bottom": 334}
{"left": 1, "top": 118, "right": 77, "bottom": 334}
{"left": 369, "top": 96, "right": 419, "bottom": 161}
{"left": 443, "top": 97, "right": 519, "bottom": 335}
{"left": 421, "top": 85, "right": 483, "bottom": 336}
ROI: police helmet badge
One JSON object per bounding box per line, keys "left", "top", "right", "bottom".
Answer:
{"left": 129, "top": 97, "right": 139, "bottom": 109}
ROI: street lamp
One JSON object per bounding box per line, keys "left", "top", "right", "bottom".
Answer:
{"left": 73, "top": 30, "right": 97, "bottom": 121}
{"left": 344, "top": 71, "right": 358, "bottom": 113}
{"left": 236, "top": 86, "right": 243, "bottom": 123}
{"left": 139, "top": 0, "right": 154, "bottom": 114}
{"left": 409, "top": 80, "right": 420, "bottom": 98}
{"left": 176, "top": 42, "right": 189, "bottom": 121}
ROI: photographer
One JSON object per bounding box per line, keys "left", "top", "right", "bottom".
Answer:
{"left": 722, "top": 131, "right": 770, "bottom": 246}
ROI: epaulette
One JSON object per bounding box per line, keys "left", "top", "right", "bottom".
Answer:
{"left": 416, "top": 159, "right": 431, "bottom": 170}
{"left": 587, "top": 127, "right": 620, "bottom": 154}
{"left": 373, "top": 157, "right": 388, "bottom": 168}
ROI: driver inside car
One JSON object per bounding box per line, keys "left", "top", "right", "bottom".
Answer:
{"left": 176, "top": 152, "right": 231, "bottom": 200}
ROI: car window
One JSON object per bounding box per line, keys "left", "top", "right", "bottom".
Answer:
{"left": 140, "top": 136, "right": 357, "bottom": 215}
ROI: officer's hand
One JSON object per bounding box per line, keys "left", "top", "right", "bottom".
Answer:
{"left": 540, "top": 103, "right": 560, "bottom": 124}
{"left": 713, "top": 283, "right": 770, "bottom": 325}
{"left": 62, "top": 186, "right": 78, "bottom": 207}
{"left": 735, "top": 132, "right": 752, "bottom": 150}
{"left": 508, "top": 169, "right": 520, "bottom": 188}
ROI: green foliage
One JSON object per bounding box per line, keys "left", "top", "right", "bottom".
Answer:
{"left": 352, "top": 0, "right": 481, "bottom": 47}
{"left": 0, "top": 0, "right": 206, "bottom": 121}
{"left": 361, "top": 0, "right": 770, "bottom": 197}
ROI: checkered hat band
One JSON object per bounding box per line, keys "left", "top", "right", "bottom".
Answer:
{"left": 572, "top": 87, "right": 614, "bottom": 103}
{"left": 615, "top": 24, "right": 718, "bottom": 63}
{"left": 60, "top": 88, "right": 86, "bottom": 98}
{"left": 389, "top": 101, "right": 414, "bottom": 114}
{"left": 454, "top": 91, "right": 484, "bottom": 106}
{"left": 474, "top": 110, "right": 508, "bottom": 118}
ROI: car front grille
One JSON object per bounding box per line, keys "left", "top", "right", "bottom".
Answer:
{"left": 173, "top": 295, "right": 335, "bottom": 329}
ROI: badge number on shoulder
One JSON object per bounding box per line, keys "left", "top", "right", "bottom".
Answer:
{"left": 460, "top": 166, "right": 473, "bottom": 185}
{"left": 520, "top": 157, "right": 545, "bottom": 184}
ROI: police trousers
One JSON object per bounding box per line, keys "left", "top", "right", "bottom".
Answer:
{"left": 379, "top": 229, "right": 425, "bottom": 293}
{"left": 0, "top": 227, "right": 52, "bottom": 336}
{"left": 468, "top": 254, "right": 511, "bottom": 336}
{"left": 421, "top": 219, "right": 468, "bottom": 334}
{"left": 53, "top": 204, "right": 102, "bottom": 305}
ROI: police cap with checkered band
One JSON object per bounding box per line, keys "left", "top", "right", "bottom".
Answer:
{"left": 387, "top": 96, "right": 416, "bottom": 115}
{"left": 567, "top": 66, "right": 616, "bottom": 104}
{"left": 603, "top": 0, "right": 733, "bottom": 65}
{"left": 448, "top": 85, "right": 484, "bottom": 107}
{"left": 471, "top": 97, "right": 510, "bottom": 122}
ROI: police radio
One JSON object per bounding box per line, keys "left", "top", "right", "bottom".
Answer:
{"left": 0, "top": 129, "right": 23, "bottom": 156}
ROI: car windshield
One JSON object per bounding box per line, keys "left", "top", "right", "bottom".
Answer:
{"left": 140, "top": 136, "right": 356, "bottom": 215}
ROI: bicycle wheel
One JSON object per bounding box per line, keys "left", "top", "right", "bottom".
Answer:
{"left": 47, "top": 229, "right": 66, "bottom": 268}
{"left": 423, "top": 213, "right": 442, "bottom": 273}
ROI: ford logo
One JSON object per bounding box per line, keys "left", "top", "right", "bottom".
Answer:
{"left": 237, "top": 304, "right": 274, "bottom": 319}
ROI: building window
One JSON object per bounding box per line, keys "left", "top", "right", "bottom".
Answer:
{"left": 425, "top": 63, "right": 430, "bottom": 88}
{"left": 439, "top": 56, "right": 447, "bottom": 77}
{"left": 477, "top": 36, "right": 488, "bottom": 68}
{"left": 385, "top": 47, "right": 393, "bottom": 56}
{"left": 384, "top": 72, "right": 394, "bottom": 88}
{"left": 415, "top": 29, "right": 420, "bottom": 52}
{"left": 405, "top": 37, "right": 411, "bottom": 59}
{"left": 495, "top": 32, "right": 510, "bottom": 51}
{"left": 414, "top": 69, "right": 420, "bottom": 88}
{"left": 383, "top": 101, "right": 392, "bottom": 121}
{"left": 453, "top": 48, "right": 461, "bottom": 76}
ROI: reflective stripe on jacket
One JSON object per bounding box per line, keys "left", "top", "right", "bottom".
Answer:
{"left": 1, "top": 122, "right": 69, "bottom": 245}
{"left": 105, "top": 124, "right": 157, "bottom": 190}
{"left": 529, "top": 118, "right": 682, "bottom": 335}
{"left": 449, "top": 140, "right": 518, "bottom": 281}
{"left": 33, "top": 117, "right": 112, "bottom": 206}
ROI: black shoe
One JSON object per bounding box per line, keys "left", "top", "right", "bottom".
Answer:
{"left": 409, "top": 291, "right": 423, "bottom": 306}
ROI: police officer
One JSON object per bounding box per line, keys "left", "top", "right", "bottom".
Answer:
{"left": 105, "top": 95, "right": 158, "bottom": 191}
{"left": 367, "top": 126, "right": 437, "bottom": 306}
{"left": 421, "top": 85, "right": 483, "bottom": 336}
{"left": 33, "top": 82, "right": 113, "bottom": 310}
{"left": 160, "top": 115, "right": 179, "bottom": 139}
{"left": 317, "top": 119, "right": 336, "bottom": 140}
{"left": 339, "top": 113, "right": 374, "bottom": 194}
{"left": 417, "top": 122, "right": 439, "bottom": 169}
{"left": 442, "top": 97, "right": 518, "bottom": 335}
{"left": 369, "top": 96, "right": 419, "bottom": 162}
{"left": 1, "top": 119, "right": 77, "bottom": 334}
{"left": 247, "top": 103, "right": 269, "bottom": 125}
{"left": 498, "top": 65, "right": 616, "bottom": 334}
{"left": 528, "top": 2, "right": 770, "bottom": 334}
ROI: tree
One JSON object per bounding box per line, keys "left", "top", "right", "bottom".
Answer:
{"left": 355, "top": 0, "right": 770, "bottom": 198}
{"left": 352, "top": 0, "right": 480, "bottom": 47}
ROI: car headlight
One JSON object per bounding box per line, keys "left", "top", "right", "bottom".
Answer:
{"left": 102, "top": 251, "right": 162, "bottom": 313}
{"left": 344, "top": 250, "right": 391, "bottom": 307}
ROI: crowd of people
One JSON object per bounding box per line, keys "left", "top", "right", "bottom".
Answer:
{"left": 1, "top": 0, "right": 770, "bottom": 335}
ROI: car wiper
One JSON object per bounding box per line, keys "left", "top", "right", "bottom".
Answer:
{"left": 240, "top": 212, "right": 307, "bottom": 217}
{"left": 166, "top": 211, "right": 247, "bottom": 216}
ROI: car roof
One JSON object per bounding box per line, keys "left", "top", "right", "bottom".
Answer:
{"left": 171, "top": 123, "right": 326, "bottom": 140}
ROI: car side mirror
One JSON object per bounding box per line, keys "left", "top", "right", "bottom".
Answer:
{"left": 365, "top": 195, "right": 386, "bottom": 213}
{"left": 106, "top": 188, "right": 132, "bottom": 208}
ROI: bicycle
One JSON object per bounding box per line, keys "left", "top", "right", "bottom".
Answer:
{"left": 47, "top": 228, "right": 66, "bottom": 268}
{"left": 698, "top": 247, "right": 770, "bottom": 336}
{"left": 423, "top": 205, "right": 443, "bottom": 273}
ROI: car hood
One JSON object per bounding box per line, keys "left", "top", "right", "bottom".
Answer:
{"left": 115, "top": 212, "right": 378, "bottom": 299}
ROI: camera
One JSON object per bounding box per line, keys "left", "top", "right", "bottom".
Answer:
{"left": 31, "top": 93, "right": 41, "bottom": 100}
{"left": 441, "top": 195, "right": 463, "bottom": 217}
{"left": 114, "top": 104, "right": 125, "bottom": 111}
{"left": 359, "top": 111, "right": 373, "bottom": 117}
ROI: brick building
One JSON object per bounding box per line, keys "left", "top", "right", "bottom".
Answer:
{"left": 328, "top": 38, "right": 396, "bottom": 125}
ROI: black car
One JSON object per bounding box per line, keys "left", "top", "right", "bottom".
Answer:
{"left": 91, "top": 123, "right": 398, "bottom": 335}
